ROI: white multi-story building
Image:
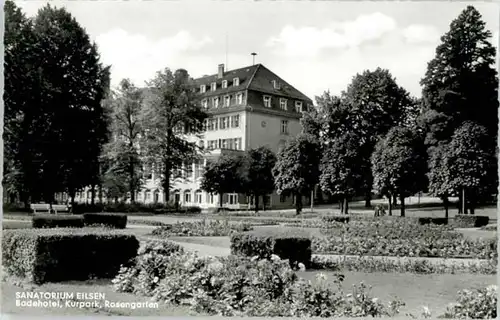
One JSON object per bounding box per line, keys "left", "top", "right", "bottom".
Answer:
{"left": 75, "top": 63, "right": 313, "bottom": 209}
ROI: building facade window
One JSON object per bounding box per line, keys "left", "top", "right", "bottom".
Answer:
{"left": 222, "top": 80, "right": 228, "bottom": 88}
{"left": 202, "top": 99, "right": 208, "bottom": 109}
{"left": 211, "top": 82, "right": 216, "bottom": 91}
{"left": 200, "top": 85, "right": 206, "bottom": 93}
{"left": 280, "top": 98, "right": 287, "bottom": 110}
{"left": 233, "top": 78, "right": 239, "bottom": 86}
{"left": 231, "top": 115, "right": 240, "bottom": 128}
{"left": 228, "top": 193, "right": 238, "bottom": 205}
{"left": 222, "top": 139, "right": 228, "bottom": 149}
{"left": 281, "top": 120, "right": 289, "bottom": 134}
{"left": 145, "top": 190, "right": 151, "bottom": 201}
{"left": 234, "top": 137, "right": 242, "bottom": 150}
{"left": 224, "top": 95, "right": 231, "bottom": 107}
{"left": 236, "top": 93, "right": 243, "bottom": 104}
{"left": 195, "top": 190, "right": 203, "bottom": 203}
{"left": 263, "top": 95, "right": 271, "bottom": 108}
{"left": 295, "top": 101, "right": 303, "bottom": 112}
{"left": 213, "top": 97, "right": 219, "bottom": 108}
{"left": 194, "top": 161, "right": 203, "bottom": 178}
{"left": 220, "top": 117, "right": 228, "bottom": 129}
{"left": 184, "top": 190, "right": 191, "bottom": 203}
{"left": 203, "top": 119, "right": 208, "bottom": 131}
{"left": 199, "top": 140, "right": 205, "bottom": 149}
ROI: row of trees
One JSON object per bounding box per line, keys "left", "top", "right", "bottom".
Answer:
{"left": 4, "top": 1, "right": 210, "bottom": 207}
{"left": 202, "top": 6, "right": 498, "bottom": 216}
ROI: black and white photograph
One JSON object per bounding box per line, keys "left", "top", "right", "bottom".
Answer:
{"left": 2, "top": 0, "right": 499, "bottom": 318}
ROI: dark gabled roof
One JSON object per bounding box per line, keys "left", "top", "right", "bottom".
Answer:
{"left": 194, "top": 64, "right": 312, "bottom": 103}
{"left": 193, "top": 65, "right": 260, "bottom": 96}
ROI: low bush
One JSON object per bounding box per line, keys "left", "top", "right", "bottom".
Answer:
{"left": 311, "top": 255, "right": 497, "bottom": 275}
{"left": 231, "top": 229, "right": 312, "bottom": 268}
{"left": 151, "top": 219, "right": 252, "bottom": 237}
{"left": 480, "top": 224, "right": 497, "bottom": 231}
{"left": 321, "top": 216, "right": 350, "bottom": 224}
{"left": 213, "top": 210, "right": 318, "bottom": 219}
{"left": 71, "top": 202, "right": 202, "bottom": 215}
{"left": 418, "top": 217, "right": 449, "bottom": 225}
{"left": 83, "top": 213, "right": 127, "bottom": 229}
{"left": 453, "top": 215, "right": 490, "bottom": 228}
{"left": 32, "top": 215, "right": 84, "bottom": 229}
{"left": 442, "top": 285, "right": 497, "bottom": 319}
{"left": 2, "top": 228, "right": 139, "bottom": 284}
{"left": 312, "top": 235, "right": 497, "bottom": 259}
{"left": 113, "top": 248, "right": 403, "bottom": 317}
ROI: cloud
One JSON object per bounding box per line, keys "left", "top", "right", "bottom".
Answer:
{"left": 95, "top": 29, "right": 213, "bottom": 87}
{"left": 401, "top": 24, "right": 441, "bottom": 44}
{"left": 266, "top": 12, "right": 397, "bottom": 57}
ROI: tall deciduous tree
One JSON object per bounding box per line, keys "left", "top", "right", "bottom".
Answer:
{"left": 371, "top": 127, "right": 427, "bottom": 217}
{"left": 320, "top": 132, "right": 366, "bottom": 215}
{"left": 443, "top": 122, "right": 497, "bottom": 214}
{"left": 340, "top": 68, "right": 415, "bottom": 207}
{"left": 273, "top": 134, "right": 321, "bottom": 215}
{"left": 200, "top": 154, "right": 245, "bottom": 209}
{"left": 141, "top": 68, "right": 208, "bottom": 202}
{"left": 103, "top": 79, "right": 144, "bottom": 203}
{"left": 242, "top": 147, "right": 277, "bottom": 213}
{"left": 419, "top": 6, "right": 498, "bottom": 209}
{"left": 32, "top": 4, "right": 110, "bottom": 205}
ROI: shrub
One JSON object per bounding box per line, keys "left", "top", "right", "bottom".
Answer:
{"left": 151, "top": 219, "right": 252, "bottom": 237}
{"left": 2, "top": 228, "right": 139, "bottom": 284}
{"left": 321, "top": 216, "right": 350, "bottom": 224}
{"left": 310, "top": 255, "right": 497, "bottom": 275}
{"left": 70, "top": 202, "right": 201, "bottom": 215}
{"left": 453, "top": 215, "right": 490, "bottom": 228}
{"left": 32, "top": 215, "right": 84, "bottom": 229}
{"left": 113, "top": 250, "right": 402, "bottom": 317}
{"left": 443, "top": 285, "right": 497, "bottom": 319}
{"left": 112, "top": 240, "right": 184, "bottom": 295}
{"left": 418, "top": 217, "right": 449, "bottom": 225}
{"left": 312, "top": 235, "right": 497, "bottom": 259}
{"left": 231, "top": 229, "right": 312, "bottom": 268}
{"left": 83, "top": 213, "right": 127, "bottom": 229}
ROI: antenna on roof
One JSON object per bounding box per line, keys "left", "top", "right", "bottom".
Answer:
{"left": 251, "top": 52, "right": 257, "bottom": 66}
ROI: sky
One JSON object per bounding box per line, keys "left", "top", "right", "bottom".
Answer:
{"left": 16, "top": 1, "right": 499, "bottom": 101}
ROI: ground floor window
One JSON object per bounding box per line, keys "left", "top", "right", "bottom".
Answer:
{"left": 195, "top": 190, "right": 202, "bottom": 203}
{"left": 184, "top": 190, "right": 191, "bottom": 203}
{"left": 228, "top": 193, "right": 238, "bottom": 205}
{"left": 280, "top": 194, "right": 287, "bottom": 203}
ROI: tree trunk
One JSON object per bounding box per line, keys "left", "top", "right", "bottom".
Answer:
{"left": 469, "top": 193, "right": 475, "bottom": 215}
{"left": 339, "top": 199, "right": 344, "bottom": 213}
{"left": 129, "top": 144, "right": 136, "bottom": 204}
{"left": 343, "top": 197, "right": 349, "bottom": 215}
{"left": 91, "top": 185, "right": 96, "bottom": 205}
{"left": 364, "top": 192, "right": 371, "bottom": 208}
{"left": 262, "top": 195, "right": 266, "bottom": 211}
{"left": 310, "top": 189, "right": 314, "bottom": 212}
{"left": 162, "top": 163, "right": 171, "bottom": 205}
{"left": 400, "top": 196, "right": 405, "bottom": 217}
{"left": 388, "top": 195, "right": 392, "bottom": 216}
{"left": 393, "top": 194, "right": 398, "bottom": 206}
{"left": 443, "top": 195, "right": 449, "bottom": 218}
{"left": 254, "top": 194, "right": 260, "bottom": 213}
{"left": 457, "top": 192, "right": 463, "bottom": 214}
{"left": 295, "top": 193, "right": 302, "bottom": 215}
{"left": 219, "top": 193, "right": 224, "bottom": 209}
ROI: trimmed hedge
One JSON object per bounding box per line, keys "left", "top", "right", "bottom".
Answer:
{"left": 32, "top": 215, "right": 84, "bottom": 228}
{"left": 83, "top": 213, "right": 127, "bottom": 229}
{"left": 321, "top": 216, "right": 350, "bottom": 224}
{"left": 71, "top": 202, "right": 202, "bottom": 215}
{"left": 230, "top": 229, "right": 312, "bottom": 268}
{"left": 2, "top": 228, "right": 139, "bottom": 284}
{"left": 453, "top": 215, "right": 490, "bottom": 228}
{"left": 418, "top": 217, "right": 448, "bottom": 225}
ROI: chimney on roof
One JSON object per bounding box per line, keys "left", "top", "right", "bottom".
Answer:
{"left": 218, "top": 64, "right": 224, "bottom": 79}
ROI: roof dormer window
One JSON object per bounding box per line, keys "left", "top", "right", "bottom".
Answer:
{"left": 295, "top": 101, "right": 303, "bottom": 113}
{"left": 272, "top": 80, "right": 281, "bottom": 90}
{"left": 200, "top": 85, "right": 206, "bottom": 93}
{"left": 211, "top": 82, "right": 217, "bottom": 91}
{"left": 233, "top": 78, "right": 240, "bottom": 86}
{"left": 263, "top": 95, "right": 271, "bottom": 108}
{"left": 280, "top": 98, "right": 287, "bottom": 110}
{"left": 222, "top": 80, "right": 228, "bottom": 89}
